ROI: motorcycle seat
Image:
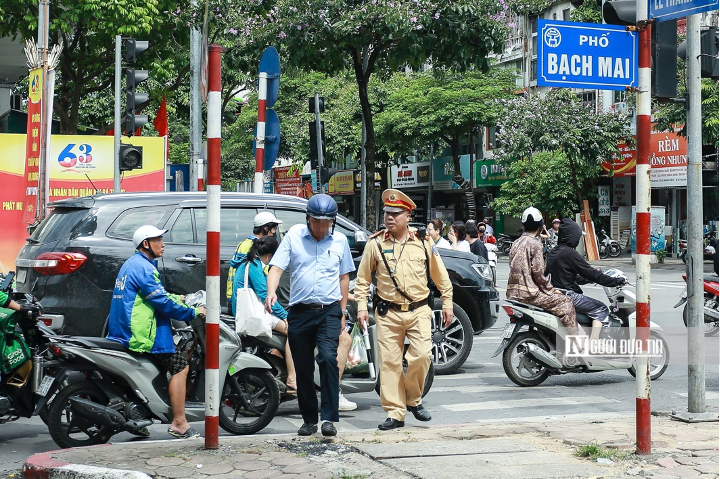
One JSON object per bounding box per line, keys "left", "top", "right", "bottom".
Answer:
{"left": 703, "top": 273, "right": 719, "bottom": 283}
{"left": 69, "top": 337, "right": 128, "bottom": 352}
{"left": 575, "top": 313, "right": 593, "bottom": 325}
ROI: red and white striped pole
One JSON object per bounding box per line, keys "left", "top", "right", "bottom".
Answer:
{"left": 204, "top": 43, "right": 223, "bottom": 450}
{"left": 634, "top": 4, "right": 652, "bottom": 455}
{"left": 254, "top": 72, "right": 268, "bottom": 193}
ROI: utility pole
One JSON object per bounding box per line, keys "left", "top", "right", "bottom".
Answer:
{"left": 37, "top": 0, "right": 49, "bottom": 217}
{"left": 189, "top": 4, "right": 201, "bottom": 192}
{"left": 684, "top": 12, "right": 707, "bottom": 416}
{"left": 314, "top": 91, "right": 325, "bottom": 194}
{"left": 360, "top": 47, "right": 369, "bottom": 229}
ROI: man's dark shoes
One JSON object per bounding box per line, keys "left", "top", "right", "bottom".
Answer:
{"left": 407, "top": 404, "right": 432, "bottom": 421}
{"left": 297, "top": 423, "right": 318, "bottom": 436}
{"left": 378, "top": 418, "right": 404, "bottom": 430}
{"left": 321, "top": 421, "right": 337, "bottom": 437}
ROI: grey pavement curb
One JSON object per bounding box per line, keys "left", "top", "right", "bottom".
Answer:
{"left": 23, "top": 445, "right": 151, "bottom": 479}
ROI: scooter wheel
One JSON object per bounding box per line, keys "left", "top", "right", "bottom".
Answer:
{"left": 502, "top": 332, "right": 550, "bottom": 387}
{"left": 627, "top": 331, "right": 669, "bottom": 380}
{"left": 683, "top": 304, "right": 720, "bottom": 337}
{"left": 608, "top": 244, "right": 621, "bottom": 257}
{"left": 219, "top": 369, "right": 280, "bottom": 435}
{"left": 47, "top": 381, "right": 114, "bottom": 449}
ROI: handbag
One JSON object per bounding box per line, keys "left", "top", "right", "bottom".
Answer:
{"left": 235, "top": 262, "right": 273, "bottom": 338}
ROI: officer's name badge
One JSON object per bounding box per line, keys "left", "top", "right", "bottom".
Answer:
{"left": 431, "top": 245, "right": 439, "bottom": 256}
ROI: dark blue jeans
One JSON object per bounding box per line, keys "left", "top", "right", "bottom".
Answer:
{"left": 287, "top": 303, "right": 341, "bottom": 424}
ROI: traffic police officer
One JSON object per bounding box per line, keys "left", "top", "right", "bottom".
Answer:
{"left": 355, "top": 189, "right": 453, "bottom": 431}
{"left": 265, "top": 194, "right": 355, "bottom": 437}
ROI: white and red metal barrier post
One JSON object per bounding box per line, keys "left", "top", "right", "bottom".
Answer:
{"left": 254, "top": 72, "right": 268, "bottom": 193}
{"left": 204, "top": 43, "right": 223, "bottom": 449}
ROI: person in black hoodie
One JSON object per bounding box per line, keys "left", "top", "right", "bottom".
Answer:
{"left": 545, "top": 218, "right": 626, "bottom": 341}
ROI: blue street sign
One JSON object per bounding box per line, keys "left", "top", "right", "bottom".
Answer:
{"left": 650, "top": 0, "right": 718, "bottom": 22}
{"left": 258, "top": 46, "right": 281, "bottom": 108}
{"left": 252, "top": 109, "right": 280, "bottom": 170}
{"left": 537, "top": 20, "right": 638, "bottom": 91}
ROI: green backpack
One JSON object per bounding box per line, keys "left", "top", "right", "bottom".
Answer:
{"left": 0, "top": 308, "right": 31, "bottom": 375}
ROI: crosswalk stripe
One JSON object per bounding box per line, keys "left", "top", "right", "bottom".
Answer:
{"left": 434, "top": 372, "right": 508, "bottom": 380}
{"left": 431, "top": 384, "right": 568, "bottom": 394}
{"left": 442, "top": 395, "right": 618, "bottom": 412}
{"left": 676, "top": 391, "right": 719, "bottom": 399}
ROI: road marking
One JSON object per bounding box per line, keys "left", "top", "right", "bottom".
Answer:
{"left": 443, "top": 396, "right": 618, "bottom": 412}
{"left": 474, "top": 411, "right": 634, "bottom": 424}
{"left": 676, "top": 391, "right": 719, "bottom": 399}
{"left": 431, "top": 384, "right": 568, "bottom": 394}
{"left": 434, "top": 372, "right": 508, "bottom": 380}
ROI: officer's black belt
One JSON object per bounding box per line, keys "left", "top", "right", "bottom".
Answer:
{"left": 292, "top": 301, "right": 339, "bottom": 311}
{"left": 386, "top": 297, "right": 429, "bottom": 312}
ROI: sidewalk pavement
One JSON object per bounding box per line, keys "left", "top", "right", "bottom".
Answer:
{"left": 23, "top": 413, "right": 719, "bottom": 479}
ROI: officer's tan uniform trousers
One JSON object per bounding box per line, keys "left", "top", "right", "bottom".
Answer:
{"left": 376, "top": 305, "right": 432, "bottom": 420}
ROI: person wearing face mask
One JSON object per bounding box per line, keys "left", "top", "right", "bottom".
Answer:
{"left": 427, "top": 219, "right": 451, "bottom": 249}
{"left": 264, "top": 194, "right": 355, "bottom": 438}
{"left": 107, "top": 225, "right": 206, "bottom": 439}
{"left": 231, "top": 236, "right": 296, "bottom": 393}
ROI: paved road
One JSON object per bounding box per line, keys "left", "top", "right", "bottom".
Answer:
{"left": 2, "top": 258, "right": 718, "bottom": 476}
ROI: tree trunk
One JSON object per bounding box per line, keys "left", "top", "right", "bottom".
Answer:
{"left": 566, "top": 153, "right": 584, "bottom": 210}
{"left": 351, "top": 48, "right": 377, "bottom": 231}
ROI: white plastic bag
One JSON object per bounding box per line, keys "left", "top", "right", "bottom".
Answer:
{"left": 235, "top": 263, "right": 273, "bottom": 338}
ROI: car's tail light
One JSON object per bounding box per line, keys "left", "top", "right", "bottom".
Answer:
{"left": 31, "top": 252, "right": 87, "bottom": 275}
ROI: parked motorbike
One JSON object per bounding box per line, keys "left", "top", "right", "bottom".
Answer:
{"left": 233, "top": 284, "right": 435, "bottom": 400}
{"left": 674, "top": 273, "right": 719, "bottom": 336}
{"left": 497, "top": 234, "right": 517, "bottom": 256}
{"left": 597, "top": 229, "right": 621, "bottom": 259}
{"left": 493, "top": 269, "right": 668, "bottom": 386}
{"left": 680, "top": 231, "right": 716, "bottom": 264}
{"left": 0, "top": 271, "right": 64, "bottom": 425}
{"left": 45, "top": 291, "right": 279, "bottom": 449}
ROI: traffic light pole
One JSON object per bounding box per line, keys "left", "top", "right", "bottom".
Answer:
{"left": 634, "top": 4, "right": 652, "bottom": 455}
{"left": 685, "top": 13, "right": 707, "bottom": 416}
{"left": 113, "top": 35, "right": 121, "bottom": 193}
{"left": 314, "top": 92, "right": 325, "bottom": 194}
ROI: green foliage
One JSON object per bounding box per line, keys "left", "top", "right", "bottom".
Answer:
{"left": 655, "top": 249, "right": 667, "bottom": 263}
{"left": 493, "top": 89, "right": 632, "bottom": 213}
{"left": 375, "top": 69, "right": 519, "bottom": 166}
{"left": 574, "top": 442, "right": 633, "bottom": 461}
{"left": 654, "top": 78, "right": 719, "bottom": 148}
{"left": 506, "top": 0, "right": 552, "bottom": 16}
{"left": 492, "top": 151, "right": 579, "bottom": 218}
{"left": 569, "top": 0, "right": 602, "bottom": 24}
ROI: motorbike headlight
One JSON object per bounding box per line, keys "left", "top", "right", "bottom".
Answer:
{"left": 471, "top": 263, "right": 494, "bottom": 282}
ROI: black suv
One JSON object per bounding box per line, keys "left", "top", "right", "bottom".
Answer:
{"left": 15, "top": 192, "right": 499, "bottom": 374}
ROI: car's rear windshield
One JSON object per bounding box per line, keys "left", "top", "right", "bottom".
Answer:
{"left": 30, "top": 207, "right": 90, "bottom": 244}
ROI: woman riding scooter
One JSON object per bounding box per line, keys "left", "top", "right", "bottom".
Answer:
{"left": 545, "top": 219, "right": 626, "bottom": 341}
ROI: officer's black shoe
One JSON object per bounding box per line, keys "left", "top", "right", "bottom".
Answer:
{"left": 378, "top": 418, "right": 405, "bottom": 430}
{"left": 321, "top": 421, "right": 337, "bottom": 437}
{"left": 297, "top": 423, "right": 318, "bottom": 436}
{"left": 407, "top": 404, "right": 432, "bottom": 421}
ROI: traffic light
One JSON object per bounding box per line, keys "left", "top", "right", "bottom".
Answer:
{"left": 124, "top": 39, "right": 149, "bottom": 137}
{"left": 119, "top": 144, "right": 143, "bottom": 171}
{"left": 602, "top": 0, "right": 677, "bottom": 98}
{"left": 319, "top": 167, "right": 337, "bottom": 185}
{"left": 309, "top": 121, "right": 326, "bottom": 169}
{"left": 677, "top": 27, "right": 719, "bottom": 79}
{"left": 309, "top": 96, "right": 325, "bottom": 113}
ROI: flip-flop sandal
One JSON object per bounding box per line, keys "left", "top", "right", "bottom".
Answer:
{"left": 167, "top": 427, "right": 200, "bottom": 439}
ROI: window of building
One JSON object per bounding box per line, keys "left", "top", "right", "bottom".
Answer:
{"left": 577, "top": 91, "right": 597, "bottom": 112}
{"left": 486, "top": 127, "right": 497, "bottom": 151}
{"left": 563, "top": 8, "right": 571, "bottom": 21}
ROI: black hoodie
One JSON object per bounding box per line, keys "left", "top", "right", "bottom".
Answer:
{"left": 545, "top": 218, "right": 625, "bottom": 294}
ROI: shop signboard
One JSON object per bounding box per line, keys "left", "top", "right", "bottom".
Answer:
{"left": 0, "top": 133, "right": 165, "bottom": 273}
{"left": 613, "top": 177, "right": 631, "bottom": 206}
{"left": 390, "top": 161, "right": 430, "bottom": 189}
{"left": 273, "top": 166, "right": 302, "bottom": 197}
{"left": 598, "top": 185, "right": 610, "bottom": 216}
{"left": 601, "top": 126, "right": 687, "bottom": 187}
{"left": 432, "top": 155, "right": 471, "bottom": 191}
{"left": 328, "top": 170, "right": 355, "bottom": 195}
{"left": 474, "top": 158, "right": 511, "bottom": 187}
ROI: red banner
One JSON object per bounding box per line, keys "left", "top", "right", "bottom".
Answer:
{"left": 23, "top": 67, "right": 43, "bottom": 223}
{"left": 273, "top": 166, "right": 302, "bottom": 197}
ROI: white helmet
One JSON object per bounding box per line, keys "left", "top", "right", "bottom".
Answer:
{"left": 521, "top": 207, "right": 544, "bottom": 230}
{"left": 133, "top": 225, "right": 168, "bottom": 249}
{"left": 253, "top": 211, "right": 283, "bottom": 228}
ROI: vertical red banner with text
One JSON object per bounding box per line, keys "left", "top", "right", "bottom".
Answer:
{"left": 23, "top": 67, "right": 43, "bottom": 224}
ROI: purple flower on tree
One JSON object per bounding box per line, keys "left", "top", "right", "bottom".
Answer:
{"left": 278, "top": 31, "right": 287, "bottom": 39}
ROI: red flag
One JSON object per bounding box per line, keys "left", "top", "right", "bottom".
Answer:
{"left": 154, "top": 94, "right": 168, "bottom": 137}
{"left": 105, "top": 129, "right": 114, "bottom": 136}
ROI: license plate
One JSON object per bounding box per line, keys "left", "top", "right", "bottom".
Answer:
{"left": 501, "top": 323, "right": 515, "bottom": 339}
{"left": 36, "top": 375, "right": 54, "bottom": 397}
{"left": 16, "top": 268, "right": 26, "bottom": 284}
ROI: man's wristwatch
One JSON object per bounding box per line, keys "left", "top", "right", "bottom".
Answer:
{"left": 342, "top": 309, "right": 348, "bottom": 315}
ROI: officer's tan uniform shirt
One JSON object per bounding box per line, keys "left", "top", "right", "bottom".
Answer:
{"left": 355, "top": 229, "right": 453, "bottom": 311}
